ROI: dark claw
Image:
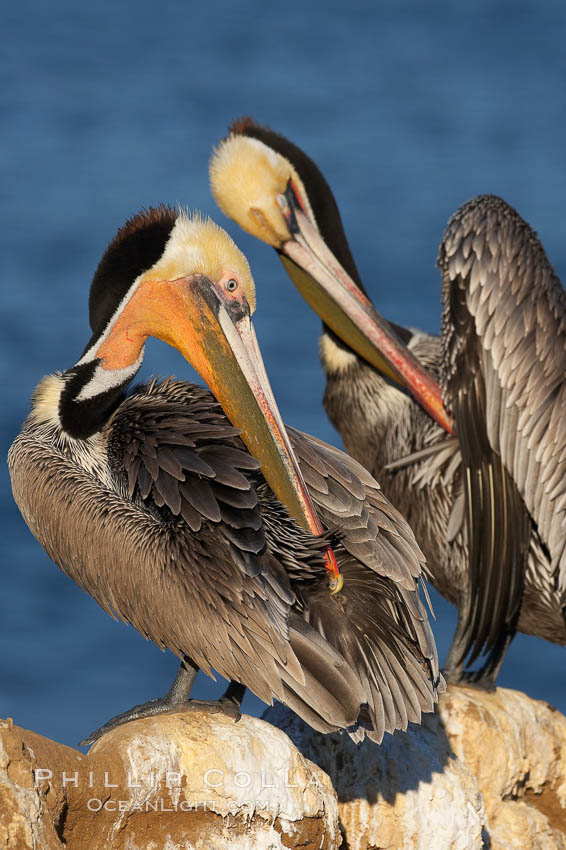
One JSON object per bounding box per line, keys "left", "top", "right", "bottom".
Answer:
{"left": 186, "top": 696, "right": 242, "bottom": 722}
{"left": 79, "top": 696, "right": 181, "bottom": 746}
{"left": 442, "top": 664, "right": 497, "bottom": 692}
{"left": 456, "top": 669, "right": 497, "bottom": 692}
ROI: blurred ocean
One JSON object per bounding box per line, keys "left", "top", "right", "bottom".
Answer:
{"left": 2, "top": 0, "right": 566, "bottom": 748}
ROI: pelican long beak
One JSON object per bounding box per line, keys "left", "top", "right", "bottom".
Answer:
{"left": 177, "top": 275, "right": 342, "bottom": 588}
{"left": 277, "top": 185, "right": 455, "bottom": 435}
{"left": 100, "top": 272, "right": 341, "bottom": 588}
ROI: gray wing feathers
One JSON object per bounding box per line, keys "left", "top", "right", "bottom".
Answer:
{"left": 287, "top": 425, "right": 426, "bottom": 590}
{"left": 440, "top": 194, "right": 566, "bottom": 595}
{"left": 9, "top": 376, "right": 440, "bottom": 738}
{"left": 302, "top": 562, "right": 441, "bottom": 742}
{"left": 285, "top": 428, "right": 441, "bottom": 738}
{"left": 9, "top": 380, "right": 309, "bottom": 708}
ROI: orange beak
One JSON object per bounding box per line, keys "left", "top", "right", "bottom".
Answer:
{"left": 97, "top": 273, "right": 342, "bottom": 589}
{"left": 277, "top": 185, "right": 454, "bottom": 435}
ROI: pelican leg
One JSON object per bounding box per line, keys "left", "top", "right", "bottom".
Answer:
{"left": 80, "top": 659, "right": 246, "bottom": 747}
{"left": 442, "top": 653, "right": 463, "bottom": 685}
{"left": 185, "top": 680, "right": 246, "bottom": 720}
{"left": 80, "top": 656, "right": 200, "bottom": 746}
{"left": 222, "top": 680, "right": 247, "bottom": 705}
{"left": 441, "top": 598, "right": 469, "bottom": 685}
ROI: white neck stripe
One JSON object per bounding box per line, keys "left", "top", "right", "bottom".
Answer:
{"left": 74, "top": 350, "right": 144, "bottom": 402}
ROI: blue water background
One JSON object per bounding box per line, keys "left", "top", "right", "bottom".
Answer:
{"left": 3, "top": 0, "right": 566, "bottom": 748}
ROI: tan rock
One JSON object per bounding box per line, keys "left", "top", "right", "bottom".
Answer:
{"left": 265, "top": 685, "right": 566, "bottom": 849}
{"left": 0, "top": 717, "right": 71, "bottom": 850}
{"left": 0, "top": 712, "right": 340, "bottom": 849}
{"left": 439, "top": 686, "right": 566, "bottom": 850}
{"left": 264, "top": 703, "right": 487, "bottom": 850}
{"left": 3, "top": 686, "right": 565, "bottom": 849}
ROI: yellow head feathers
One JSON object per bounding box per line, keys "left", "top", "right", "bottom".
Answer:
{"left": 210, "top": 134, "right": 304, "bottom": 249}
{"left": 144, "top": 210, "right": 256, "bottom": 313}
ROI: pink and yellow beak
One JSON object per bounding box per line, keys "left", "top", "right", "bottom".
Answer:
{"left": 277, "top": 183, "right": 455, "bottom": 435}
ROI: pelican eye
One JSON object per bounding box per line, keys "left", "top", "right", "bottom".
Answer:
{"left": 226, "top": 279, "right": 238, "bottom": 292}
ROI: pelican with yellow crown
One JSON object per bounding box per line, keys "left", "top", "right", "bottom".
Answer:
{"left": 210, "top": 118, "right": 566, "bottom": 687}
{"left": 9, "top": 206, "right": 441, "bottom": 745}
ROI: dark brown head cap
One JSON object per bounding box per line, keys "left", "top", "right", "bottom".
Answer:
{"left": 89, "top": 205, "right": 177, "bottom": 337}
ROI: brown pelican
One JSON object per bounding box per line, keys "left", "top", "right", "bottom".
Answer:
{"left": 9, "top": 205, "right": 441, "bottom": 745}
{"left": 210, "top": 118, "right": 566, "bottom": 686}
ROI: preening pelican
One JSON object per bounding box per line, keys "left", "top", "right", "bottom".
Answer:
{"left": 210, "top": 118, "right": 566, "bottom": 685}
{"left": 9, "top": 206, "right": 441, "bottom": 744}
